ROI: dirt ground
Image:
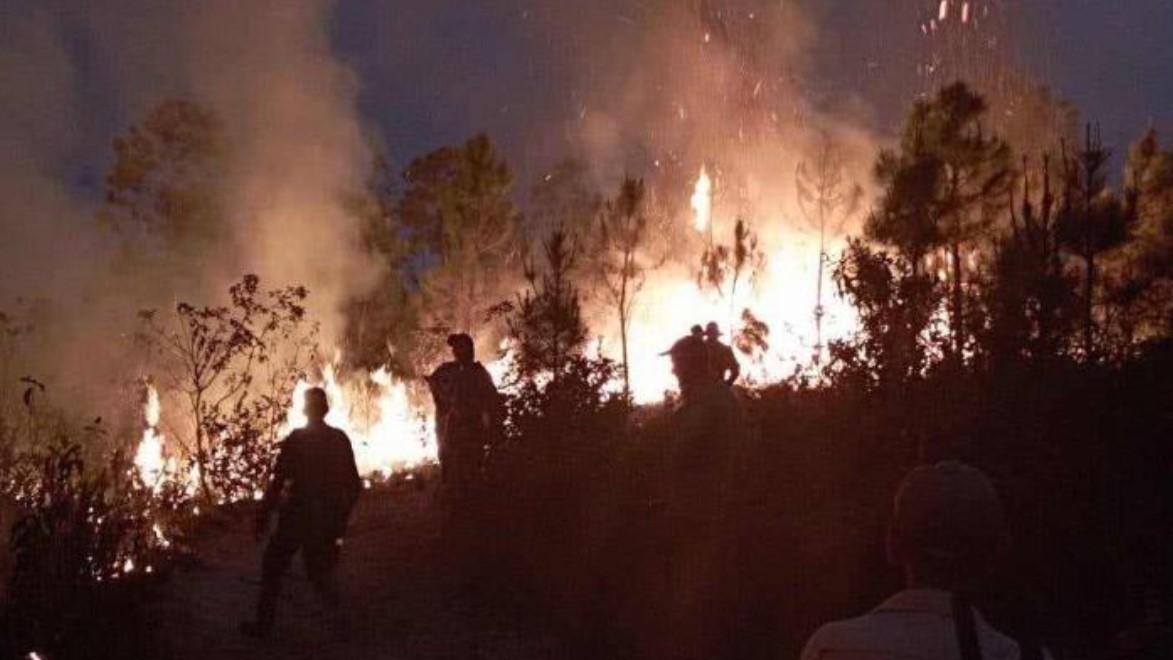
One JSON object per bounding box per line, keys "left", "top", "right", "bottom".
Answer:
{"left": 154, "top": 476, "right": 561, "bottom": 660}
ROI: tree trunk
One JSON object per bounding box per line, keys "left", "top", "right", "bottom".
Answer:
{"left": 193, "top": 394, "right": 214, "bottom": 502}
{"left": 951, "top": 241, "right": 964, "bottom": 360}
{"left": 619, "top": 260, "right": 632, "bottom": 401}
{"left": 1081, "top": 131, "right": 1097, "bottom": 362}
{"left": 620, "top": 308, "right": 630, "bottom": 400}
{"left": 1084, "top": 250, "right": 1096, "bottom": 360}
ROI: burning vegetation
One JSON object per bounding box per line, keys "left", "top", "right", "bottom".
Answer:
{"left": 0, "top": 1, "right": 1171, "bottom": 659}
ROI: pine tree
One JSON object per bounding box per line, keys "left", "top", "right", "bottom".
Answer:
{"left": 868, "top": 82, "right": 1011, "bottom": 360}
{"left": 399, "top": 134, "right": 520, "bottom": 340}
{"left": 508, "top": 229, "right": 588, "bottom": 380}
{"left": 598, "top": 177, "right": 658, "bottom": 398}
{"left": 1056, "top": 125, "right": 1136, "bottom": 359}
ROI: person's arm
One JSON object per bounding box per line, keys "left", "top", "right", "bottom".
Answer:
{"left": 477, "top": 365, "right": 503, "bottom": 433}
{"left": 425, "top": 366, "right": 442, "bottom": 405}
{"left": 431, "top": 365, "right": 461, "bottom": 421}
{"left": 340, "top": 431, "right": 362, "bottom": 515}
{"left": 256, "top": 438, "right": 291, "bottom": 538}
{"left": 726, "top": 349, "right": 741, "bottom": 385}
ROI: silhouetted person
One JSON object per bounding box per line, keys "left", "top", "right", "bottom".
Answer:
{"left": 240, "top": 387, "right": 361, "bottom": 638}
{"left": 426, "top": 333, "right": 500, "bottom": 491}
{"left": 664, "top": 328, "right": 710, "bottom": 405}
{"left": 703, "top": 321, "right": 740, "bottom": 386}
{"left": 800, "top": 461, "right": 1048, "bottom": 660}
{"left": 656, "top": 325, "right": 744, "bottom": 659}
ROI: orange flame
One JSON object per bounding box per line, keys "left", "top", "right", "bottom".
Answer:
{"left": 283, "top": 355, "right": 438, "bottom": 477}
{"left": 134, "top": 383, "right": 170, "bottom": 491}
{"left": 690, "top": 166, "right": 713, "bottom": 232}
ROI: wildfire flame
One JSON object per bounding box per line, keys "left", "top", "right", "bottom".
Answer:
{"left": 282, "top": 356, "right": 438, "bottom": 478}
{"left": 602, "top": 173, "right": 860, "bottom": 404}
{"left": 134, "top": 383, "right": 169, "bottom": 491}
{"left": 131, "top": 172, "right": 861, "bottom": 487}
{"left": 690, "top": 166, "right": 713, "bottom": 232}
{"left": 133, "top": 356, "right": 439, "bottom": 497}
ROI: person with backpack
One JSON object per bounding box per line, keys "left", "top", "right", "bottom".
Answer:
{"left": 426, "top": 333, "right": 500, "bottom": 491}
{"left": 800, "top": 461, "right": 1047, "bottom": 660}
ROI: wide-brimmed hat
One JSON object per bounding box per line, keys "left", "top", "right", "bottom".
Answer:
{"left": 704, "top": 321, "right": 723, "bottom": 338}
{"left": 446, "top": 333, "right": 474, "bottom": 350}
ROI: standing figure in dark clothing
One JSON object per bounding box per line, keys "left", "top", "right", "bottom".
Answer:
{"left": 664, "top": 328, "right": 711, "bottom": 406}
{"left": 703, "top": 321, "right": 740, "bottom": 386}
{"left": 240, "top": 387, "right": 362, "bottom": 638}
{"left": 426, "top": 333, "right": 500, "bottom": 491}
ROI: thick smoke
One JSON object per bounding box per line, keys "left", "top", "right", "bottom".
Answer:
{"left": 176, "top": 1, "right": 380, "bottom": 337}
{"left": 346, "top": 0, "right": 881, "bottom": 181}
{"left": 0, "top": 1, "right": 379, "bottom": 411}
{"left": 1, "top": 0, "right": 895, "bottom": 411}
{"left": 0, "top": 7, "right": 105, "bottom": 303}
{"left": 87, "top": 0, "right": 382, "bottom": 340}
{"left": 500, "top": 1, "right": 883, "bottom": 375}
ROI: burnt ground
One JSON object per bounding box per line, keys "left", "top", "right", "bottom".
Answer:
{"left": 154, "top": 475, "right": 561, "bottom": 660}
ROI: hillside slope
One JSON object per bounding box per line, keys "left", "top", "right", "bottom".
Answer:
{"left": 154, "top": 476, "right": 559, "bottom": 660}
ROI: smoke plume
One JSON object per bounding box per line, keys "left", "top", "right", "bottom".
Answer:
{"left": 0, "top": 0, "right": 379, "bottom": 411}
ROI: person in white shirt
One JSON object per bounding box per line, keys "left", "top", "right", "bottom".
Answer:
{"left": 799, "top": 461, "right": 1046, "bottom": 660}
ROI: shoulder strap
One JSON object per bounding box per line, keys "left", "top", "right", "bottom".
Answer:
{"left": 1017, "top": 636, "right": 1043, "bottom": 660}
{"left": 953, "top": 593, "right": 983, "bottom": 660}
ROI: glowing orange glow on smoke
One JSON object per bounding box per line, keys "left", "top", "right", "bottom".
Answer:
{"left": 594, "top": 170, "right": 859, "bottom": 403}
{"left": 134, "top": 171, "right": 861, "bottom": 483}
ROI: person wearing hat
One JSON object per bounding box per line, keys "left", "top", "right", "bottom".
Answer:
{"left": 241, "top": 387, "right": 362, "bottom": 638}
{"left": 663, "top": 327, "right": 709, "bottom": 404}
{"left": 426, "top": 333, "right": 500, "bottom": 491}
{"left": 799, "top": 461, "right": 1047, "bottom": 660}
{"left": 703, "top": 321, "right": 740, "bottom": 386}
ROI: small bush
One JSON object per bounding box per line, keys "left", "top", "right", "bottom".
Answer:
{"left": 1, "top": 435, "right": 182, "bottom": 659}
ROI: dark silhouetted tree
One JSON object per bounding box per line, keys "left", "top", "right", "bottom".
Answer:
{"left": 508, "top": 229, "right": 588, "bottom": 381}
{"left": 697, "top": 218, "right": 766, "bottom": 332}
{"left": 137, "top": 275, "right": 318, "bottom": 501}
{"left": 100, "top": 100, "right": 228, "bottom": 268}
{"left": 598, "top": 177, "right": 658, "bottom": 399}
{"left": 868, "top": 83, "right": 1011, "bottom": 360}
{"left": 981, "top": 156, "right": 1078, "bottom": 365}
{"left": 1108, "top": 130, "right": 1173, "bottom": 341}
{"left": 342, "top": 155, "right": 420, "bottom": 374}
{"left": 399, "top": 134, "right": 520, "bottom": 342}
{"left": 1056, "top": 125, "right": 1136, "bottom": 360}
{"left": 830, "top": 240, "right": 943, "bottom": 391}
{"left": 796, "top": 133, "right": 863, "bottom": 362}
{"left": 501, "top": 232, "right": 624, "bottom": 451}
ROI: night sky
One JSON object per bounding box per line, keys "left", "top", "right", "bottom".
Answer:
{"left": 3, "top": 1, "right": 1172, "bottom": 202}
{"left": 329, "top": 0, "right": 1173, "bottom": 168}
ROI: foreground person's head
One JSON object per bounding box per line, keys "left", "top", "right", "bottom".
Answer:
{"left": 447, "top": 333, "right": 475, "bottom": 364}
{"left": 303, "top": 387, "right": 329, "bottom": 423}
{"left": 887, "top": 461, "right": 1008, "bottom": 591}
